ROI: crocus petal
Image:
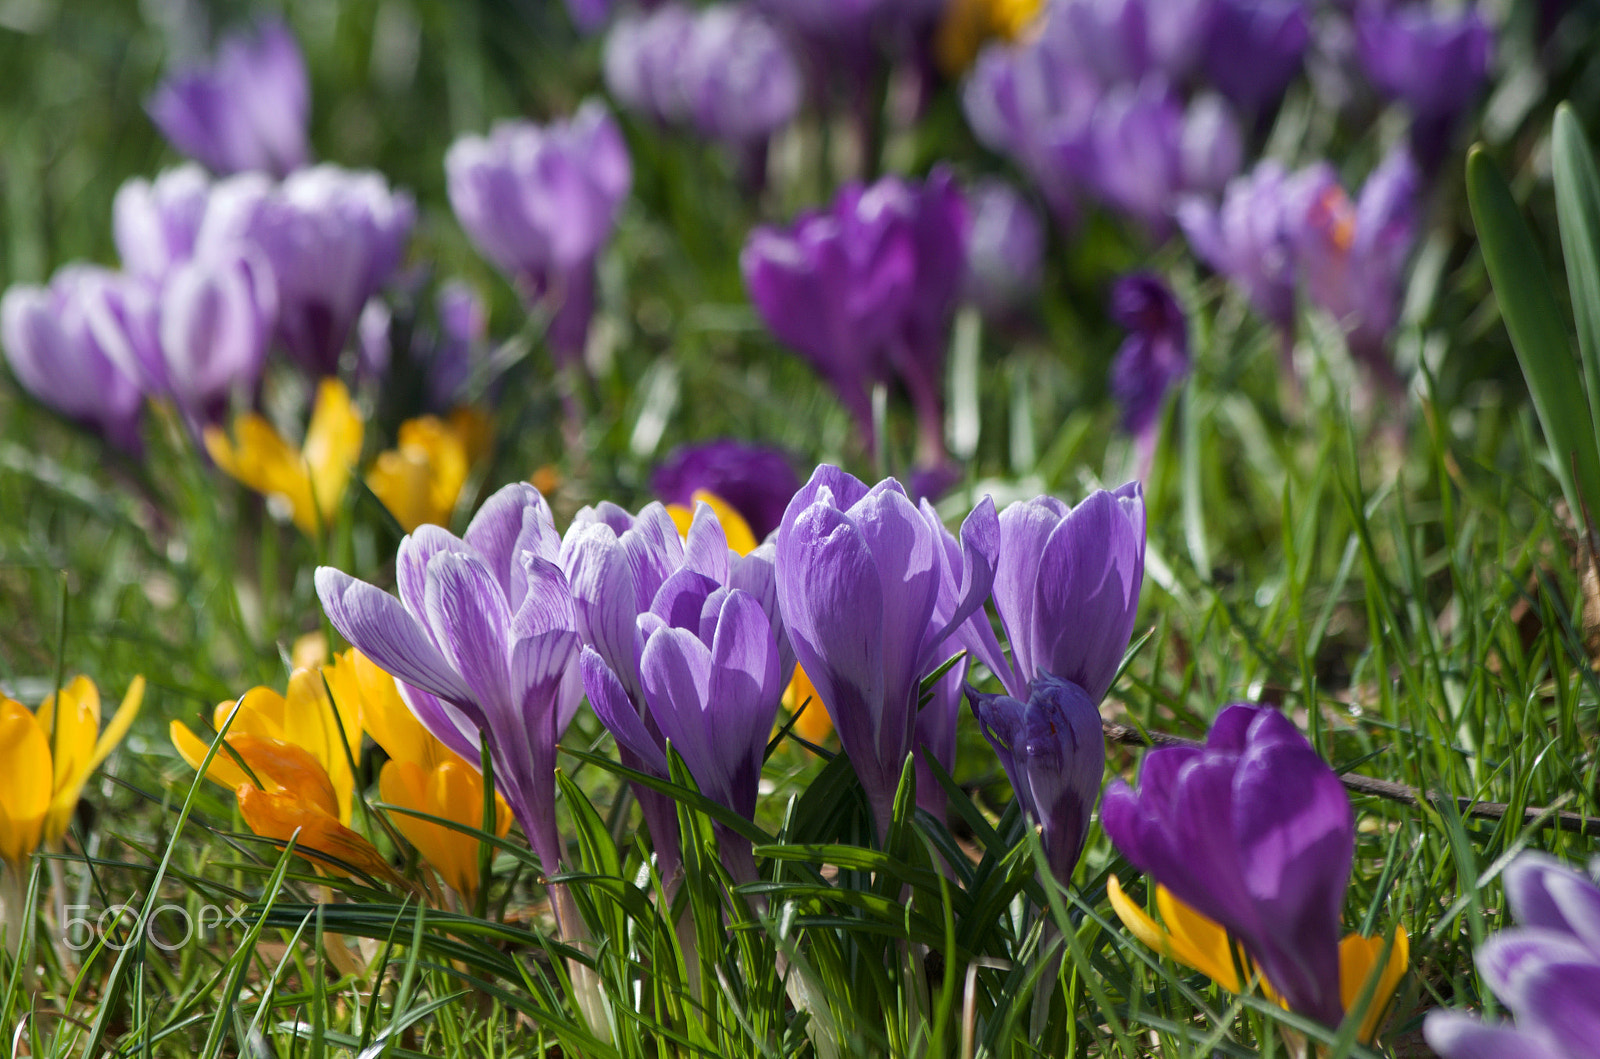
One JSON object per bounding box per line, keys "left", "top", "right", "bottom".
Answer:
{"left": 315, "top": 567, "right": 475, "bottom": 706}
{"left": 582, "top": 647, "right": 668, "bottom": 776}
{"left": 1339, "top": 926, "right": 1409, "bottom": 1043}
{"left": 1424, "top": 1012, "right": 1569, "bottom": 1059}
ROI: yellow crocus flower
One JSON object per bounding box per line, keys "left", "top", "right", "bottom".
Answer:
{"left": 781, "top": 664, "right": 835, "bottom": 744}
{"left": 0, "top": 676, "right": 145, "bottom": 872}
{"left": 205, "top": 377, "right": 364, "bottom": 535}
{"left": 340, "top": 649, "right": 510, "bottom": 901}
{"left": 171, "top": 665, "right": 361, "bottom": 825}
{"left": 935, "top": 0, "right": 1046, "bottom": 74}
{"left": 366, "top": 415, "right": 473, "bottom": 532}
{"left": 1107, "top": 876, "right": 1409, "bottom": 1044}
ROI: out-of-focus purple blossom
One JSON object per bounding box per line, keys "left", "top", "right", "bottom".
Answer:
{"left": 1425, "top": 853, "right": 1600, "bottom": 1059}
{"left": 651, "top": 439, "right": 801, "bottom": 540}
{"left": 1109, "top": 273, "right": 1189, "bottom": 438}
{"left": 1102, "top": 703, "right": 1355, "bottom": 1029}
{"left": 1178, "top": 159, "right": 1300, "bottom": 332}
{"left": 1048, "top": 0, "right": 1213, "bottom": 85}
{"left": 894, "top": 169, "right": 969, "bottom": 470}
{"left": 1201, "top": 0, "right": 1309, "bottom": 117}
{"left": 962, "top": 178, "right": 1045, "bottom": 318}
{"left": 446, "top": 103, "right": 631, "bottom": 368}
{"left": 776, "top": 465, "right": 998, "bottom": 835}
{"left": 315, "top": 485, "right": 584, "bottom": 878}
{"left": 430, "top": 281, "right": 488, "bottom": 407}
{"left": 564, "top": 0, "right": 615, "bottom": 34}
{"left": 968, "top": 675, "right": 1104, "bottom": 886}
{"left": 1355, "top": 2, "right": 1492, "bottom": 166}
{"left": 604, "top": 6, "right": 699, "bottom": 125}
{"left": 959, "top": 483, "right": 1145, "bottom": 704}
{"left": 1, "top": 267, "right": 145, "bottom": 450}
{"left": 147, "top": 18, "right": 310, "bottom": 178}
{"left": 1180, "top": 94, "right": 1245, "bottom": 197}
{"left": 113, "top": 166, "right": 211, "bottom": 281}
{"left": 1290, "top": 147, "right": 1419, "bottom": 372}
{"left": 197, "top": 167, "right": 415, "bottom": 376}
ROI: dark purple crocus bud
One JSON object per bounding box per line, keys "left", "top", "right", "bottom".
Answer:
{"left": 958, "top": 484, "right": 1145, "bottom": 705}
{"left": 1109, "top": 273, "right": 1189, "bottom": 442}
{"left": 893, "top": 168, "right": 969, "bottom": 471}
{"left": 1177, "top": 159, "right": 1299, "bottom": 335}
{"left": 316, "top": 485, "right": 584, "bottom": 881}
{"left": 1290, "top": 147, "right": 1419, "bottom": 378}
{"left": 1355, "top": 2, "right": 1492, "bottom": 167}
{"left": 1, "top": 267, "right": 145, "bottom": 451}
{"left": 962, "top": 178, "right": 1045, "bottom": 318}
{"left": 968, "top": 675, "right": 1104, "bottom": 886}
{"left": 1201, "top": 0, "right": 1309, "bottom": 118}
{"left": 651, "top": 439, "right": 802, "bottom": 540}
{"left": 446, "top": 103, "right": 631, "bottom": 369}
{"left": 113, "top": 166, "right": 210, "bottom": 281}
{"left": 1101, "top": 704, "right": 1354, "bottom": 1030}
{"left": 776, "top": 465, "right": 998, "bottom": 836}
{"left": 147, "top": 18, "right": 310, "bottom": 178}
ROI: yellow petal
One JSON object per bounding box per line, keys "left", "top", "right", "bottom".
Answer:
{"left": 229, "top": 734, "right": 342, "bottom": 821}
{"left": 302, "top": 377, "right": 363, "bottom": 529}
{"left": 214, "top": 687, "right": 289, "bottom": 742}
{"left": 400, "top": 416, "right": 470, "bottom": 520}
{"left": 170, "top": 719, "right": 255, "bottom": 793}
{"left": 291, "top": 632, "right": 330, "bottom": 670}
{"left": 666, "top": 503, "right": 694, "bottom": 538}
{"left": 782, "top": 665, "right": 835, "bottom": 743}
{"left": 381, "top": 759, "right": 485, "bottom": 900}
{"left": 447, "top": 406, "right": 492, "bottom": 467}
{"left": 367, "top": 448, "right": 439, "bottom": 533}
{"left": 1107, "top": 877, "right": 1250, "bottom": 993}
{"left": 0, "top": 698, "right": 51, "bottom": 868}
{"left": 209, "top": 413, "right": 318, "bottom": 531}
{"left": 41, "top": 677, "right": 101, "bottom": 817}
{"left": 279, "top": 668, "right": 359, "bottom": 825}
{"left": 351, "top": 651, "right": 435, "bottom": 769}
{"left": 236, "top": 783, "right": 401, "bottom": 886}
{"left": 692, "top": 491, "right": 758, "bottom": 555}
{"left": 1340, "top": 926, "right": 1409, "bottom": 1043}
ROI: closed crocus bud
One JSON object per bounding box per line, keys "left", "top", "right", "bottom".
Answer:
{"left": 1087, "top": 79, "right": 1188, "bottom": 235}
{"left": 147, "top": 18, "right": 310, "bottom": 178}
{"left": 968, "top": 675, "right": 1103, "bottom": 886}
{"left": 113, "top": 166, "right": 211, "bottom": 281}
{"left": 1177, "top": 159, "right": 1299, "bottom": 334}
{"left": 894, "top": 167, "right": 969, "bottom": 470}
{"left": 1201, "top": 0, "right": 1309, "bottom": 117}
{"left": 1355, "top": 2, "right": 1492, "bottom": 166}
{"left": 962, "top": 178, "right": 1045, "bottom": 318}
{"left": 446, "top": 103, "right": 631, "bottom": 367}
{"left": 604, "top": 6, "right": 699, "bottom": 125}
{"left": 651, "top": 439, "right": 801, "bottom": 540}
{"left": 0, "top": 267, "right": 146, "bottom": 451}
{"left": 776, "top": 465, "right": 998, "bottom": 836}
{"left": 1109, "top": 273, "right": 1189, "bottom": 439}
{"left": 679, "top": 5, "right": 803, "bottom": 145}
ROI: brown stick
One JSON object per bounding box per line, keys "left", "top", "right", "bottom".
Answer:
{"left": 1102, "top": 721, "right": 1600, "bottom": 837}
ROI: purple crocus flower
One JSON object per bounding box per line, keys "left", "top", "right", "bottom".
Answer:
{"left": 1425, "top": 853, "right": 1600, "bottom": 1059}
{"left": 196, "top": 166, "right": 416, "bottom": 377}
{"left": 147, "top": 18, "right": 310, "bottom": 178}
{"left": 1109, "top": 273, "right": 1189, "bottom": 441}
{"left": 604, "top": 6, "right": 700, "bottom": 126}
{"left": 962, "top": 178, "right": 1045, "bottom": 318}
{"left": 651, "top": 439, "right": 801, "bottom": 540}
{"left": 1101, "top": 703, "right": 1354, "bottom": 1030}
{"left": 893, "top": 168, "right": 969, "bottom": 472}
{"left": 967, "top": 675, "right": 1104, "bottom": 886}
{"left": 445, "top": 103, "right": 632, "bottom": 369}
{"left": 113, "top": 166, "right": 211, "bottom": 281}
{"left": 1, "top": 267, "right": 145, "bottom": 451}
{"left": 315, "top": 484, "right": 584, "bottom": 879}
{"left": 1048, "top": 0, "right": 1213, "bottom": 86}
{"left": 775, "top": 465, "right": 998, "bottom": 836}
{"left": 1355, "top": 2, "right": 1492, "bottom": 166}
{"left": 1201, "top": 0, "right": 1309, "bottom": 118}
{"left": 1177, "top": 159, "right": 1300, "bottom": 335}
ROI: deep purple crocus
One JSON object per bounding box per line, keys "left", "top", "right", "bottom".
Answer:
{"left": 775, "top": 465, "right": 998, "bottom": 836}
{"left": 651, "top": 439, "right": 802, "bottom": 540}
{"left": 1355, "top": 2, "right": 1492, "bottom": 166}
{"left": 195, "top": 167, "right": 415, "bottom": 377}
{"left": 1425, "top": 853, "right": 1600, "bottom": 1059}
{"left": 315, "top": 484, "right": 584, "bottom": 879}
{"left": 962, "top": 178, "right": 1044, "bottom": 318}
{"left": 1101, "top": 703, "right": 1355, "bottom": 1030}
{"left": 147, "top": 18, "right": 310, "bottom": 178}
{"left": 1109, "top": 273, "right": 1189, "bottom": 441}
{"left": 445, "top": 103, "right": 631, "bottom": 369}
{"left": 1, "top": 267, "right": 146, "bottom": 451}
{"left": 1177, "top": 159, "right": 1300, "bottom": 335}
{"left": 113, "top": 166, "right": 211, "bottom": 282}
{"left": 1201, "top": 0, "right": 1309, "bottom": 118}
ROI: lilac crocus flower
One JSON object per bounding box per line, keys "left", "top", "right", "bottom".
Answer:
{"left": 445, "top": 103, "right": 632, "bottom": 369}
{"left": 967, "top": 675, "right": 1103, "bottom": 885}
{"left": 147, "top": 18, "right": 310, "bottom": 178}
{"left": 315, "top": 484, "right": 584, "bottom": 877}
{"left": 1201, "top": 0, "right": 1309, "bottom": 118}
{"left": 113, "top": 166, "right": 211, "bottom": 281}
{"left": 962, "top": 178, "right": 1044, "bottom": 318}
{"left": 604, "top": 6, "right": 699, "bottom": 126}
{"left": 1178, "top": 159, "right": 1300, "bottom": 335}
{"left": 776, "top": 465, "right": 998, "bottom": 836}
{"left": 1425, "top": 853, "right": 1600, "bottom": 1059}
{"left": 1, "top": 267, "right": 145, "bottom": 451}
{"left": 1109, "top": 273, "right": 1189, "bottom": 442}
{"left": 1355, "top": 2, "right": 1492, "bottom": 166}
{"left": 651, "top": 439, "right": 801, "bottom": 540}
{"left": 196, "top": 167, "right": 416, "bottom": 377}
{"left": 1049, "top": 0, "right": 1213, "bottom": 87}
{"left": 1101, "top": 703, "right": 1354, "bottom": 1030}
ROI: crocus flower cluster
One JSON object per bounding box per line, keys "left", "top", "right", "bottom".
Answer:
{"left": 446, "top": 103, "right": 632, "bottom": 371}
{"left": 1425, "top": 853, "right": 1600, "bottom": 1059}
{"left": 741, "top": 169, "right": 967, "bottom": 471}
{"left": 147, "top": 18, "right": 311, "bottom": 178}
{"left": 1103, "top": 703, "right": 1410, "bottom": 1042}
{"left": 1355, "top": 2, "right": 1493, "bottom": 169}
{"left": 604, "top": 4, "right": 803, "bottom": 148}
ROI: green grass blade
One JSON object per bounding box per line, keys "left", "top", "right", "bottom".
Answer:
{"left": 1552, "top": 102, "right": 1600, "bottom": 477}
